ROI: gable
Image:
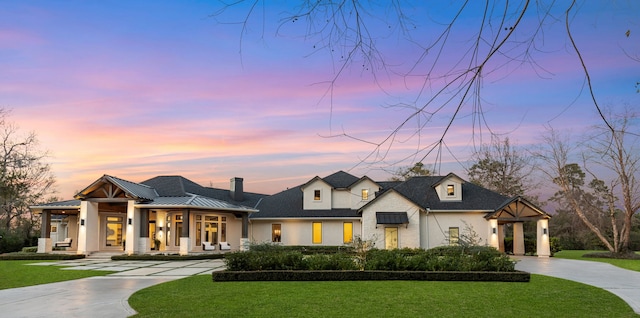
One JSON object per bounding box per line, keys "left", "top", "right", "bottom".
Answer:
{"left": 75, "top": 175, "right": 157, "bottom": 201}
{"left": 434, "top": 174, "right": 464, "bottom": 201}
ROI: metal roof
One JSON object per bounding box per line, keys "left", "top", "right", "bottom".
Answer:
{"left": 376, "top": 212, "right": 409, "bottom": 224}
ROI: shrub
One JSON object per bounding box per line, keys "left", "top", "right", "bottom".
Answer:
{"left": 305, "top": 253, "right": 358, "bottom": 270}
{"left": 365, "top": 249, "right": 410, "bottom": 271}
{"left": 21, "top": 246, "right": 37, "bottom": 253}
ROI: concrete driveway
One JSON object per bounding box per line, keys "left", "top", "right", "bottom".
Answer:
{"left": 0, "top": 259, "right": 226, "bottom": 318}
{"left": 515, "top": 256, "right": 640, "bottom": 314}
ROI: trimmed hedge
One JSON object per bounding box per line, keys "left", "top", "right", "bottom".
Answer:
{"left": 111, "top": 253, "right": 225, "bottom": 261}
{"left": 212, "top": 270, "right": 530, "bottom": 282}
{"left": 0, "top": 253, "right": 86, "bottom": 260}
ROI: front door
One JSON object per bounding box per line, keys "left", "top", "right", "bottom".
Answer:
{"left": 104, "top": 216, "right": 125, "bottom": 250}
{"left": 385, "top": 227, "right": 398, "bottom": 249}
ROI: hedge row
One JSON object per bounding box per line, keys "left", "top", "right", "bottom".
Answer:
{"left": 224, "top": 245, "right": 516, "bottom": 272}
{"left": 212, "top": 270, "right": 530, "bottom": 282}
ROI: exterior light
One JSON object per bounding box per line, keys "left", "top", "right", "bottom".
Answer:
{"left": 80, "top": 219, "right": 85, "bottom": 226}
{"left": 492, "top": 227, "right": 497, "bottom": 234}
{"left": 128, "top": 218, "right": 132, "bottom": 225}
{"left": 543, "top": 228, "right": 548, "bottom": 235}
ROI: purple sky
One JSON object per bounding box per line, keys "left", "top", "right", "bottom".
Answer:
{"left": 2, "top": 1, "right": 638, "bottom": 199}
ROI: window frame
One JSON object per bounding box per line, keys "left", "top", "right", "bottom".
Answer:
{"left": 449, "top": 227, "right": 460, "bottom": 246}
{"left": 272, "top": 224, "right": 282, "bottom": 243}
{"left": 343, "top": 222, "right": 353, "bottom": 244}
{"left": 312, "top": 222, "right": 322, "bottom": 244}
{"left": 361, "top": 189, "right": 369, "bottom": 201}
{"left": 313, "top": 189, "right": 322, "bottom": 201}
{"left": 446, "top": 184, "right": 455, "bottom": 196}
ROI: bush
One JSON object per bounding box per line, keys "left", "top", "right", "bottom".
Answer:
{"left": 111, "top": 253, "right": 224, "bottom": 261}
{"left": 21, "top": 246, "right": 37, "bottom": 253}
{"left": 224, "top": 250, "right": 306, "bottom": 271}
{"left": 305, "top": 253, "right": 358, "bottom": 270}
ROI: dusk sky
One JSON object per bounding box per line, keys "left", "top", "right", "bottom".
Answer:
{"left": 2, "top": 1, "right": 639, "bottom": 200}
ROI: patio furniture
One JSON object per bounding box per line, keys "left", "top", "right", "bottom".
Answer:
{"left": 55, "top": 238, "right": 72, "bottom": 248}
{"left": 219, "top": 242, "right": 231, "bottom": 250}
{"left": 202, "top": 242, "right": 216, "bottom": 251}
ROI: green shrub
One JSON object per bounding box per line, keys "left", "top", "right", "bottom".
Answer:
{"left": 305, "top": 253, "right": 358, "bottom": 270}
{"left": 21, "top": 246, "right": 37, "bottom": 253}
{"left": 365, "top": 249, "right": 410, "bottom": 271}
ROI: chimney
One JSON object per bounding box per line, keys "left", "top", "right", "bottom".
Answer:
{"left": 230, "top": 177, "right": 244, "bottom": 201}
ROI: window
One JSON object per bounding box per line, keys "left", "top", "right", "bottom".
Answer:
{"left": 312, "top": 222, "right": 322, "bottom": 244}
{"left": 314, "top": 189, "right": 321, "bottom": 201}
{"left": 343, "top": 222, "right": 353, "bottom": 244}
{"left": 361, "top": 189, "right": 369, "bottom": 201}
{"left": 446, "top": 184, "right": 455, "bottom": 196}
{"left": 51, "top": 226, "right": 57, "bottom": 232}
{"left": 449, "top": 227, "right": 459, "bottom": 246}
{"left": 272, "top": 224, "right": 282, "bottom": 242}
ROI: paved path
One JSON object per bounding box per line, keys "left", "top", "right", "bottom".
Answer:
{"left": 515, "top": 256, "right": 640, "bottom": 314}
{"left": 0, "top": 259, "right": 226, "bottom": 318}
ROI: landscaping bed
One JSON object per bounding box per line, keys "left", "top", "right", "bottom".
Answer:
{"left": 0, "top": 253, "right": 86, "bottom": 260}
{"left": 112, "top": 253, "right": 224, "bottom": 261}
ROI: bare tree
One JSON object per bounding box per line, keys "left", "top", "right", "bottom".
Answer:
{"left": 584, "top": 108, "right": 640, "bottom": 253}
{"left": 0, "top": 109, "right": 56, "bottom": 237}
{"left": 212, "top": 1, "right": 633, "bottom": 170}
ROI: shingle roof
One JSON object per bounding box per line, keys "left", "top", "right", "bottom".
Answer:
{"left": 322, "top": 171, "right": 360, "bottom": 188}
{"left": 252, "top": 185, "right": 360, "bottom": 219}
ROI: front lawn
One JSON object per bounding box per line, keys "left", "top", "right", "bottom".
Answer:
{"left": 129, "top": 274, "right": 637, "bottom": 317}
{"left": 0, "top": 260, "right": 114, "bottom": 289}
{"left": 554, "top": 250, "right": 640, "bottom": 272}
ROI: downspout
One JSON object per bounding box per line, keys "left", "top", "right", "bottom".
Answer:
{"left": 426, "top": 208, "right": 430, "bottom": 249}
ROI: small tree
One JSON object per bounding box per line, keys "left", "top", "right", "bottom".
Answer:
{"left": 348, "top": 235, "right": 376, "bottom": 270}
{"left": 389, "top": 162, "right": 432, "bottom": 181}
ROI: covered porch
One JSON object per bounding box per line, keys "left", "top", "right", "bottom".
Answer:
{"left": 485, "top": 196, "right": 552, "bottom": 257}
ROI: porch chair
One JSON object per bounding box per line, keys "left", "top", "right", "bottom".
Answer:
{"left": 55, "top": 238, "right": 72, "bottom": 248}
{"left": 202, "top": 242, "right": 216, "bottom": 251}
{"left": 219, "top": 242, "right": 231, "bottom": 250}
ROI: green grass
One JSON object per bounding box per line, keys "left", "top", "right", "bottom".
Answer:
{"left": 554, "top": 250, "right": 640, "bottom": 272}
{"left": 129, "top": 275, "right": 637, "bottom": 317}
{"left": 0, "top": 260, "right": 114, "bottom": 290}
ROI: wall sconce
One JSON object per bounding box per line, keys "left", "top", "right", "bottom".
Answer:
{"left": 543, "top": 228, "right": 548, "bottom": 235}
{"left": 128, "top": 218, "right": 132, "bottom": 225}
{"left": 158, "top": 226, "right": 163, "bottom": 231}
{"left": 80, "top": 219, "right": 85, "bottom": 226}
{"left": 492, "top": 227, "right": 497, "bottom": 234}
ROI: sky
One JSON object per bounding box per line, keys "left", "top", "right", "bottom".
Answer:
{"left": 1, "top": 1, "right": 639, "bottom": 200}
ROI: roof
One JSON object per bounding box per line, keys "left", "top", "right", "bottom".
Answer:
{"left": 252, "top": 185, "right": 360, "bottom": 219}
{"left": 37, "top": 175, "right": 263, "bottom": 213}
{"left": 376, "top": 212, "right": 409, "bottom": 224}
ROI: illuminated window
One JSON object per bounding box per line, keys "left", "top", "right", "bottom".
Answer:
{"left": 343, "top": 222, "right": 353, "bottom": 244}
{"left": 449, "top": 227, "right": 459, "bottom": 246}
{"left": 314, "top": 190, "right": 321, "bottom": 201}
{"left": 361, "top": 189, "right": 369, "bottom": 201}
{"left": 272, "top": 224, "right": 282, "bottom": 242}
{"left": 312, "top": 222, "right": 322, "bottom": 244}
{"left": 447, "top": 184, "right": 455, "bottom": 196}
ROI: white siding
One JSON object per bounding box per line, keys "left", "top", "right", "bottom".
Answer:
{"left": 332, "top": 189, "right": 351, "bottom": 209}
{"left": 423, "top": 212, "right": 489, "bottom": 248}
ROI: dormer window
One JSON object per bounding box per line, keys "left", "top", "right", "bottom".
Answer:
{"left": 314, "top": 190, "right": 321, "bottom": 201}
{"left": 447, "top": 184, "right": 455, "bottom": 196}
{"left": 361, "top": 189, "right": 369, "bottom": 201}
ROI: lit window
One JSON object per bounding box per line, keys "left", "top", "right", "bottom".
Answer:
{"left": 447, "top": 184, "right": 455, "bottom": 196}
{"left": 361, "top": 189, "right": 369, "bottom": 201}
{"left": 314, "top": 190, "right": 321, "bottom": 201}
{"left": 312, "top": 222, "right": 322, "bottom": 244}
{"left": 449, "top": 227, "right": 459, "bottom": 246}
{"left": 272, "top": 224, "right": 282, "bottom": 243}
{"left": 343, "top": 222, "right": 353, "bottom": 244}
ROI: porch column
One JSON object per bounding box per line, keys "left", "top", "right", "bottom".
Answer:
{"left": 513, "top": 222, "right": 525, "bottom": 256}
{"left": 78, "top": 201, "right": 99, "bottom": 255}
{"left": 37, "top": 210, "right": 52, "bottom": 253}
{"left": 139, "top": 208, "right": 150, "bottom": 253}
{"left": 240, "top": 214, "right": 249, "bottom": 251}
{"left": 536, "top": 219, "right": 551, "bottom": 257}
{"left": 125, "top": 200, "right": 140, "bottom": 255}
{"left": 488, "top": 219, "right": 499, "bottom": 250}
{"left": 179, "top": 209, "right": 190, "bottom": 255}
{"left": 498, "top": 224, "right": 505, "bottom": 253}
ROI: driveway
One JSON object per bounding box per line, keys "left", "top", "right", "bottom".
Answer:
{"left": 0, "top": 259, "right": 226, "bottom": 318}
{"left": 515, "top": 256, "right": 640, "bottom": 314}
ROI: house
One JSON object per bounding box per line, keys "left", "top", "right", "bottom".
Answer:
{"left": 31, "top": 171, "right": 551, "bottom": 256}
{"left": 250, "top": 171, "right": 551, "bottom": 256}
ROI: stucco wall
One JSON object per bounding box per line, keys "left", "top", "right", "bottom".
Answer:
{"left": 332, "top": 189, "right": 351, "bottom": 209}
{"left": 251, "top": 219, "right": 362, "bottom": 246}
{"left": 350, "top": 179, "right": 379, "bottom": 209}
{"left": 423, "top": 211, "right": 490, "bottom": 248}
{"left": 302, "top": 180, "right": 332, "bottom": 210}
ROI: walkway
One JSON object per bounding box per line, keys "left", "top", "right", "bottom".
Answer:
{"left": 515, "top": 256, "right": 640, "bottom": 314}
{"left": 0, "top": 259, "right": 226, "bottom": 318}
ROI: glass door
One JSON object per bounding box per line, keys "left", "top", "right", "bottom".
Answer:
{"left": 105, "top": 216, "right": 125, "bottom": 250}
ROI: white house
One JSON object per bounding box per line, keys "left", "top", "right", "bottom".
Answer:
{"left": 31, "top": 171, "right": 551, "bottom": 256}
